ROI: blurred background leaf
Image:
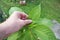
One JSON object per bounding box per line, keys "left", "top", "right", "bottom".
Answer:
{"left": 41, "top": 0, "right": 60, "bottom": 22}
{"left": 0, "top": 0, "right": 60, "bottom": 23}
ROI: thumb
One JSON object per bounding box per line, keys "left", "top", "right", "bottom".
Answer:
{"left": 23, "top": 20, "right": 32, "bottom": 25}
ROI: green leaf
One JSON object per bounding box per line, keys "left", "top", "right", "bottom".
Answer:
{"left": 7, "top": 24, "right": 56, "bottom": 40}
{"left": 17, "top": 28, "right": 36, "bottom": 40}
{"left": 28, "top": 4, "right": 41, "bottom": 21}
{"left": 7, "top": 32, "right": 19, "bottom": 40}
{"left": 31, "top": 25, "right": 56, "bottom": 40}
{"left": 7, "top": 4, "right": 56, "bottom": 40}
{"left": 9, "top": 7, "right": 23, "bottom": 15}
{"left": 0, "top": 0, "right": 57, "bottom": 40}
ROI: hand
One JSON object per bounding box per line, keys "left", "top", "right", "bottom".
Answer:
{"left": 0, "top": 11, "right": 32, "bottom": 39}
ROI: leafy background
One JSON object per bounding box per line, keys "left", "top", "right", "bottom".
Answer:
{"left": 0, "top": 0, "right": 60, "bottom": 22}
{"left": 0, "top": 0, "right": 60, "bottom": 40}
{"left": 41, "top": 0, "right": 60, "bottom": 22}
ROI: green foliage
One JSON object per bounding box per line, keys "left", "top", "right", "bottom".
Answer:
{"left": 28, "top": 5, "right": 41, "bottom": 21}
{"left": 7, "top": 4, "right": 56, "bottom": 40}
{"left": 0, "top": 0, "right": 60, "bottom": 22}
{"left": 38, "top": 18, "right": 53, "bottom": 27}
{"left": 9, "top": 7, "right": 23, "bottom": 15}
{"left": 41, "top": 0, "right": 60, "bottom": 22}
{"left": 0, "top": 0, "right": 58, "bottom": 40}
{"left": 0, "top": 8, "right": 4, "bottom": 22}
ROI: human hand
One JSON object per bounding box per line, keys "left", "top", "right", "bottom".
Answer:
{"left": 0, "top": 11, "right": 32, "bottom": 39}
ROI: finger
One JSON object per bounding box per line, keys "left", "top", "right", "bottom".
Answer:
{"left": 23, "top": 20, "right": 32, "bottom": 25}
{"left": 13, "top": 11, "right": 28, "bottom": 20}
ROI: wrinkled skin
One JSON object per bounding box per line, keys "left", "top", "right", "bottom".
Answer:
{"left": 0, "top": 11, "right": 32, "bottom": 40}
